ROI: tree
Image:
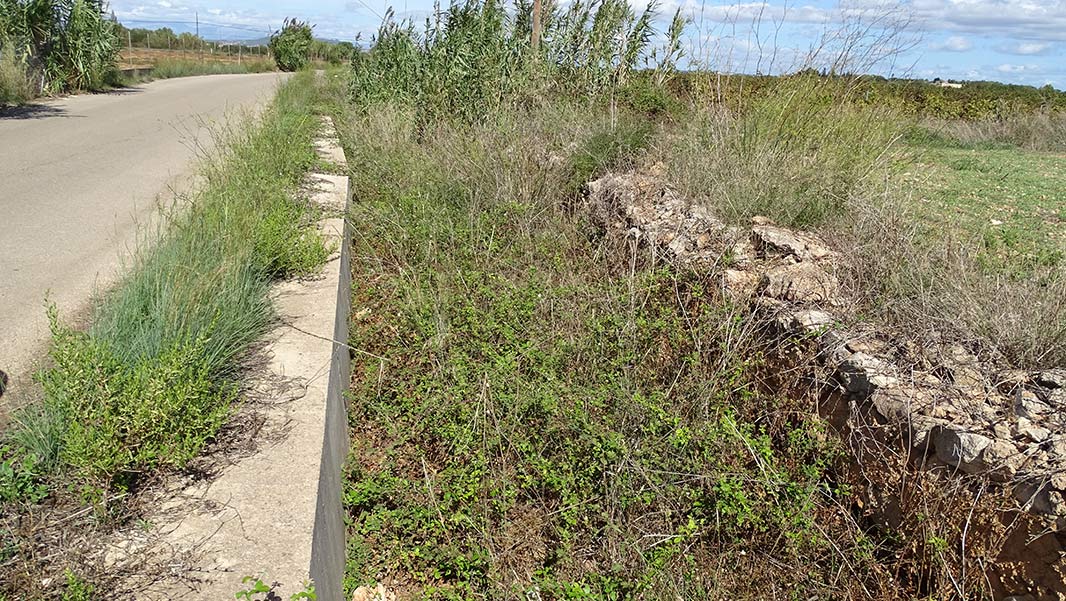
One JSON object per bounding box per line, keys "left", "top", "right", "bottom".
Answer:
{"left": 269, "top": 18, "right": 312, "bottom": 72}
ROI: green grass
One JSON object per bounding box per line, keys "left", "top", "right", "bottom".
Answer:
{"left": 908, "top": 143, "right": 1066, "bottom": 272}
{"left": 146, "top": 58, "right": 276, "bottom": 80}
{"left": 339, "top": 105, "right": 889, "bottom": 600}
{"left": 4, "top": 71, "right": 328, "bottom": 496}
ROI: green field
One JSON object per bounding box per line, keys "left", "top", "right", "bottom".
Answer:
{"left": 908, "top": 142, "right": 1066, "bottom": 272}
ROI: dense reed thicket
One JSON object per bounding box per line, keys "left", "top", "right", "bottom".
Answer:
{"left": 0, "top": 0, "right": 119, "bottom": 100}
{"left": 350, "top": 0, "right": 685, "bottom": 123}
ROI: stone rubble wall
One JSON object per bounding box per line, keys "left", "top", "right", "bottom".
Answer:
{"left": 585, "top": 168, "right": 1066, "bottom": 529}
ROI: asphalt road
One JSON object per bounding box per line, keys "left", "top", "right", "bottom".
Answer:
{"left": 0, "top": 72, "right": 289, "bottom": 407}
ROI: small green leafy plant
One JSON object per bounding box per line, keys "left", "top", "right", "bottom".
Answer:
{"left": 235, "top": 576, "right": 316, "bottom": 601}
{"left": 0, "top": 445, "right": 47, "bottom": 504}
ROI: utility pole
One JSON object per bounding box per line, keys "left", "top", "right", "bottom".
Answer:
{"left": 531, "top": 0, "right": 542, "bottom": 51}
{"left": 196, "top": 12, "right": 202, "bottom": 62}
{"left": 127, "top": 30, "right": 132, "bottom": 67}
{"left": 147, "top": 31, "right": 151, "bottom": 50}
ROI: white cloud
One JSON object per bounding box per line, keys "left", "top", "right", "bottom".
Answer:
{"left": 674, "top": 1, "right": 1066, "bottom": 44}
{"left": 996, "top": 63, "right": 1039, "bottom": 74}
{"left": 907, "top": 0, "right": 1066, "bottom": 43}
{"left": 997, "top": 41, "right": 1053, "bottom": 55}
{"left": 930, "top": 35, "right": 971, "bottom": 51}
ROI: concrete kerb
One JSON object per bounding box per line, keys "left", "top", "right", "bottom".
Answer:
{"left": 122, "top": 117, "right": 351, "bottom": 600}
{"left": 308, "top": 117, "right": 352, "bottom": 601}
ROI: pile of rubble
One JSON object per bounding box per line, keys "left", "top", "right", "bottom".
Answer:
{"left": 586, "top": 168, "right": 1066, "bottom": 595}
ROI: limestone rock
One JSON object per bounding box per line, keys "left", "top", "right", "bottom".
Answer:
{"left": 838, "top": 352, "right": 898, "bottom": 398}
{"left": 1017, "top": 417, "right": 1052, "bottom": 442}
{"left": 908, "top": 415, "right": 949, "bottom": 450}
{"left": 584, "top": 168, "right": 1066, "bottom": 532}
{"left": 758, "top": 261, "right": 839, "bottom": 303}
{"left": 777, "top": 309, "right": 835, "bottom": 336}
{"left": 1036, "top": 368, "right": 1066, "bottom": 389}
{"left": 352, "top": 584, "right": 396, "bottom": 601}
{"left": 586, "top": 171, "right": 730, "bottom": 269}
{"left": 730, "top": 239, "right": 757, "bottom": 263}
{"left": 1015, "top": 389, "right": 1051, "bottom": 419}
{"left": 1051, "top": 472, "right": 1066, "bottom": 492}
{"left": 943, "top": 344, "right": 985, "bottom": 390}
{"left": 722, "top": 269, "right": 760, "bottom": 296}
{"left": 846, "top": 336, "right": 894, "bottom": 357}
{"left": 751, "top": 224, "right": 833, "bottom": 261}
{"left": 1044, "top": 388, "right": 1066, "bottom": 409}
{"left": 980, "top": 439, "right": 1026, "bottom": 481}
{"left": 932, "top": 427, "right": 992, "bottom": 473}
{"left": 1013, "top": 481, "right": 1066, "bottom": 517}
{"left": 869, "top": 387, "right": 931, "bottom": 422}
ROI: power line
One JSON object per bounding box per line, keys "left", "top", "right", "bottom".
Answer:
{"left": 118, "top": 18, "right": 272, "bottom": 35}
{"left": 345, "top": 0, "right": 385, "bottom": 21}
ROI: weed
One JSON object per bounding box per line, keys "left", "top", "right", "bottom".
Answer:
{"left": 565, "top": 118, "right": 652, "bottom": 197}
{"left": 666, "top": 76, "right": 907, "bottom": 228}
{"left": 270, "top": 19, "right": 313, "bottom": 72}
{"left": 337, "top": 101, "right": 887, "bottom": 599}
{"left": 36, "top": 308, "right": 233, "bottom": 490}
{"left": 291, "top": 582, "right": 317, "bottom": 600}
{"left": 1, "top": 0, "right": 120, "bottom": 95}
{"left": 325, "top": 4, "right": 1052, "bottom": 589}
{"left": 235, "top": 576, "right": 273, "bottom": 600}
{"left": 661, "top": 75, "right": 1065, "bottom": 367}
{"left": 350, "top": 0, "right": 678, "bottom": 125}
{"left": 60, "top": 569, "right": 93, "bottom": 601}
{"left": 0, "top": 445, "right": 47, "bottom": 504}
{"left": 7, "top": 401, "right": 65, "bottom": 471}
{"left": 236, "top": 576, "right": 316, "bottom": 601}
{"left": 918, "top": 111, "right": 1066, "bottom": 152}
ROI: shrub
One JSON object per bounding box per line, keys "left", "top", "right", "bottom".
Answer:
{"left": 36, "top": 312, "right": 232, "bottom": 489}
{"left": 0, "top": 445, "right": 48, "bottom": 504}
{"left": 564, "top": 117, "right": 651, "bottom": 196}
{"left": 269, "top": 18, "right": 313, "bottom": 72}
{"left": 0, "top": 41, "right": 35, "bottom": 104}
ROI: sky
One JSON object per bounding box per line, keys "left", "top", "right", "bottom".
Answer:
{"left": 109, "top": 0, "right": 1066, "bottom": 89}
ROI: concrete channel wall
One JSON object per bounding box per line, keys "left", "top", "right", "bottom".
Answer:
{"left": 309, "top": 120, "right": 353, "bottom": 601}
{"left": 121, "top": 118, "right": 352, "bottom": 600}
